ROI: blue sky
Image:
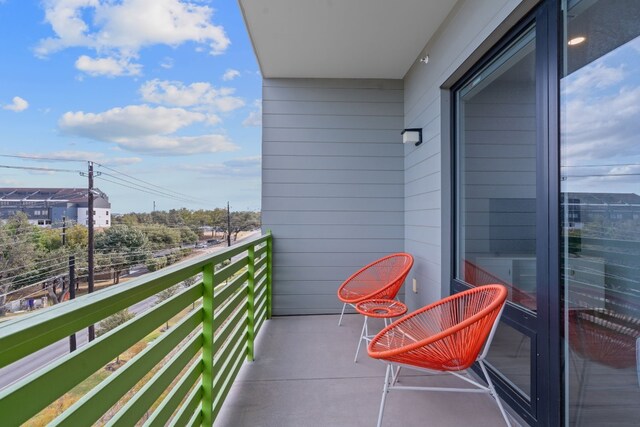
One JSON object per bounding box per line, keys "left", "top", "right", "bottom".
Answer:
{"left": 0, "top": 0, "right": 262, "bottom": 213}
{"left": 561, "top": 35, "right": 640, "bottom": 195}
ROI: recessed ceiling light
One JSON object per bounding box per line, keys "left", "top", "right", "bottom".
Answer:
{"left": 568, "top": 36, "right": 586, "bottom": 46}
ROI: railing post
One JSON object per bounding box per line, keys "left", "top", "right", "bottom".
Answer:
{"left": 246, "top": 245, "right": 255, "bottom": 361}
{"left": 202, "top": 262, "right": 214, "bottom": 425}
{"left": 267, "top": 230, "right": 273, "bottom": 319}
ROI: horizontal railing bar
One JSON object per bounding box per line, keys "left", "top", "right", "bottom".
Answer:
{"left": 254, "top": 267, "right": 266, "bottom": 285}
{"left": 214, "top": 255, "right": 248, "bottom": 285}
{"left": 107, "top": 332, "right": 202, "bottom": 427}
{"left": 171, "top": 378, "right": 202, "bottom": 427}
{"left": 214, "top": 304, "right": 247, "bottom": 351}
{"left": 142, "top": 360, "right": 202, "bottom": 427}
{"left": 255, "top": 274, "right": 267, "bottom": 291}
{"left": 213, "top": 335, "right": 246, "bottom": 402}
{"left": 0, "top": 285, "right": 201, "bottom": 426}
{"left": 256, "top": 248, "right": 267, "bottom": 260}
{"left": 0, "top": 234, "right": 268, "bottom": 369}
{"left": 53, "top": 308, "right": 203, "bottom": 426}
{"left": 213, "top": 289, "right": 247, "bottom": 331}
{"left": 213, "top": 322, "right": 246, "bottom": 374}
{"left": 256, "top": 300, "right": 267, "bottom": 323}
{"left": 255, "top": 255, "right": 267, "bottom": 272}
{"left": 255, "top": 311, "right": 266, "bottom": 336}
{"left": 212, "top": 345, "right": 246, "bottom": 421}
{"left": 213, "top": 271, "right": 249, "bottom": 311}
{"left": 186, "top": 406, "right": 202, "bottom": 427}
{"left": 256, "top": 302, "right": 266, "bottom": 322}
{"left": 255, "top": 292, "right": 267, "bottom": 315}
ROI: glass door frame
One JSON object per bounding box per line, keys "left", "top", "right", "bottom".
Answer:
{"left": 449, "top": 1, "right": 562, "bottom": 426}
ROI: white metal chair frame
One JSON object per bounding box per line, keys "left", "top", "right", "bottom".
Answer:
{"left": 374, "top": 304, "right": 511, "bottom": 427}
{"left": 338, "top": 302, "right": 352, "bottom": 326}
{"left": 355, "top": 315, "right": 391, "bottom": 363}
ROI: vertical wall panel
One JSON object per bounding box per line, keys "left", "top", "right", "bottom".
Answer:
{"left": 262, "top": 78, "right": 404, "bottom": 315}
{"left": 403, "top": 0, "right": 527, "bottom": 311}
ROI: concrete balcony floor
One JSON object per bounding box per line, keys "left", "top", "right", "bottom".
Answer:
{"left": 215, "top": 314, "right": 514, "bottom": 427}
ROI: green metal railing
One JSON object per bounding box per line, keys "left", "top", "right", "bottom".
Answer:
{"left": 0, "top": 232, "right": 272, "bottom": 426}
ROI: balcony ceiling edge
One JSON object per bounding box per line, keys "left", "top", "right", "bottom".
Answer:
{"left": 238, "top": 0, "right": 457, "bottom": 79}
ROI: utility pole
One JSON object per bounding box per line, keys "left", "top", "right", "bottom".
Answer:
{"left": 62, "top": 215, "right": 66, "bottom": 245}
{"left": 153, "top": 201, "right": 156, "bottom": 212}
{"left": 68, "top": 255, "right": 76, "bottom": 351}
{"left": 87, "top": 161, "right": 95, "bottom": 341}
{"left": 227, "top": 201, "right": 231, "bottom": 247}
{"left": 62, "top": 216, "right": 77, "bottom": 351}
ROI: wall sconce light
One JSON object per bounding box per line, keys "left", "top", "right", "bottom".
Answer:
{"left": 402, "top": 128, "right": 422, "bottom": 146}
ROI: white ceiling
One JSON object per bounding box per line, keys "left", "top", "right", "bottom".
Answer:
{"left": 238, "top": 0, "right": 458, "bottom": 79}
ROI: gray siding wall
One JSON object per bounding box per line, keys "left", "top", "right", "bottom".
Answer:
{"left": 262, "top": 78, "right": 404, "bottom": 315}
{"left": 402, "top": 0, "right": 528, "bottom": 312}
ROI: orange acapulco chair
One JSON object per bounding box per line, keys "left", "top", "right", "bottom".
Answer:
{"left": 368, "top": 284, "right": 510, "bottom": 427}
{"left": 336, "top": 253, "right": 414, "bottom": 326}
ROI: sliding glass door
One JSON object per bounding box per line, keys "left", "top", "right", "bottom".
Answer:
{"left": 561, "top": 1, "right": 640, "bottom": 425}
{"left": 453, "top": 16, "right": 542, "bottom": 425}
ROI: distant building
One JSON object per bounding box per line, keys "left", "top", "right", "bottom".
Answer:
{"left": 562, "top": 192, "right": 640, "bottom": 228}
{"left": 0, "top": 188, "right": 111, "bottom": 227}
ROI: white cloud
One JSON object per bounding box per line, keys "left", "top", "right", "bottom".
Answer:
{"left": 222, "top": 68, "right": 240, "bottom": 81}
{"left": 139, "top": 79, "right": 244, "bottom": 112}
{"left": 3, "top": 96, "right": 29, "bottom": 112}
{"left": 562, "top": 86, "right": 640, "bottom": 162}
{"left": 37, "top": 0, "right": 230, "bottom": 75}
{"left": 18, "top": 150, "right": 142, "bottom": 165}
{"left": 160, "top": 57, "right": 174, "bottom": 69}
{"left": 206, "top": 114, "right": 222, "bottom": 125}
{"left": 0, "top": 178, "right": 22, "bottom": 186}
{"left": 242, "top": 99, "right": 262, "bottom": 127}
{"left": 181, "top": 156, "right": 261, "bottom": 177}
{"left": 75, "top": 55, "right": 142, "bottom": 77}
{"left": 60, "top": 104, "right": 204, "bottom": 138}
{"left": 563, "top": 62, "right": 625, "bottom": 95}
{"left": 58, "top": 104, "right": 239, "bottom": 155}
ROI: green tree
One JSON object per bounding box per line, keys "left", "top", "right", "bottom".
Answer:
{"left": 96, "top": 225, "right": 148, "bottom": 284}
{"left": 139, "top": 224, "right": 182, "bottom": 250}
{"left": 0, "top": 214, "right": 41, "bottom": 315}
{"left": 231, "top": 211, "right": 261, "bottom": 241}
{"left": 146, "top": 256, "right": 167, "bottom": 272}
{"left": 65, "top": 225, "right": 88, "bottom": 248}
{"left": 97, "top": 309, "right": 136, "bottom": 362}
{"left": 155, "top": 284, "right": 181, "bottom": 329}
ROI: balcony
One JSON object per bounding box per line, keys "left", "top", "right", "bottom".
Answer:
{"left": 0, "top": 232, "right": 510, "bottom": 426}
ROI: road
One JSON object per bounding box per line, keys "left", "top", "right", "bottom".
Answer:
{"left": 0, "top": 230, "right": 261, "bottom": 391}
{"left": 0, "top": 296, "right": 157, "bottom": 391}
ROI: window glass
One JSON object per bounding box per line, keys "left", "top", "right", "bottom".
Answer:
{"left": 456, "top": 27, "right": 538, "bottom": 311}
{"left": 561, "top": 1, "right": 640, "bottom": 424}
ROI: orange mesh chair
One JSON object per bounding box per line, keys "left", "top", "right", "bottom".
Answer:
{"left": 336, "top": 253, "right": 414, "bottom": 326}
{"left": 368, "top": 284, "right": 510, "bottom": 427}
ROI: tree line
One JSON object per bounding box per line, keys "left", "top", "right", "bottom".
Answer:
{"left": 0, "top": 208, "right": 261, "bottom": 315}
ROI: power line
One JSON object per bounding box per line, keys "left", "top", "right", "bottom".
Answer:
{"left": 0, "top": 154, "right": 88, "bottom": 163}
{"left": 95, "top": 176, "right": 206, "bottom": 207}
{"left": 0, "top": 164, "right": 83, "bottom": 174}
{"left": 98, "top": 172, "right": 205, "bottom": 206}
{"left": 96, "top": 163, "right": 197, "bottom": 201}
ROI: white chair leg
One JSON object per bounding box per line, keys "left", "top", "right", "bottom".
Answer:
{"left": 354, "top": 316, "right": 368, "bottom": 362}
{"left": 391, "top": 365, "right": 402, "bottom": 385}
{"left": 338, "top": 303, "right": 347, "bottom": 326}
{"left": 376, "top": 364, "right": 392, "bottom": 427}
{"left": 479, "top": 361, "right": 511, "bottom": 427}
